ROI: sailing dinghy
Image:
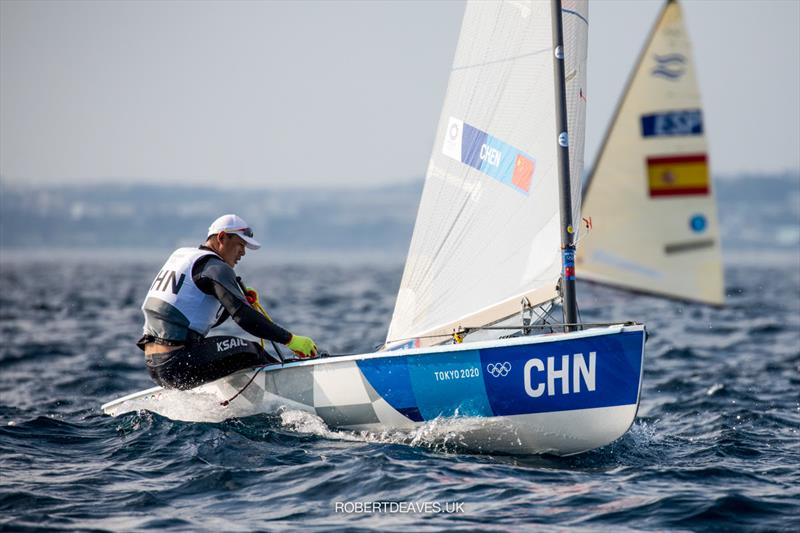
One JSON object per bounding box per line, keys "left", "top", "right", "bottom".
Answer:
{"left": 103, "top": 0, "right": 646, "bottom": 456}
{"left": 577, "top": 0, "right": 724, "bottom": 305}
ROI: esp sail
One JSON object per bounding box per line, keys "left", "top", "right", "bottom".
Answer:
{"left": 577, "top": 0, "right": 724, "bottom": 305}
{"left": 387, "top": 0, "right": 589, "bottom": 347}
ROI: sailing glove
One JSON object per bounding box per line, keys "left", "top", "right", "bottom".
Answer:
{"left": 286, "top": 334, "right": 318, "bottom": 359}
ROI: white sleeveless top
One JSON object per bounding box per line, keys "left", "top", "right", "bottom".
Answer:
{"left": 141, "top": 247, "right": 224, "bottom": 339}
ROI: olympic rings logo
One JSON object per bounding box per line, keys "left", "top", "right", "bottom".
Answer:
{"left": 486, "top": 362, "right": 511, "bottom": 378}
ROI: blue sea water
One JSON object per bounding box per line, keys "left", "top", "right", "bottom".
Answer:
{"left": 1, "top": 250, "right": 799, "bottom": 531}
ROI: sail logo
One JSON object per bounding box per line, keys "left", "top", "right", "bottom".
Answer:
{"left": 523, "top": 352, "right": 596, "bottom": 398}
{"left": 690, "top": 214, "right": 707, "bottom": 233}
{"left": 216, "top": 338, "right": 248, "bottom": 352}
{"left": 651, "top": 53, "right": 687, "bottom": 80}
{"left": 441, "top": 116, "right": 535, "bottom": 194}
{"left": 486, "top": 362, "right": 511, "bottom": 378}
{"left": 641, "top": 110, "right": 703, "bottom": 137}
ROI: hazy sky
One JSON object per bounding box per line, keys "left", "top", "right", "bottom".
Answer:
{"left": 1, "top": 0, "right": 798, "bottom": 188}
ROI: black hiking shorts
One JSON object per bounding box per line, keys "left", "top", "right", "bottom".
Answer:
{"left": 145, "top": 335, "right": 281, "bottom": 390}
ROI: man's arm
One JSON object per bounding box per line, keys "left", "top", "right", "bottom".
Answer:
{"left": 195, "top": 257, "right": 292, "bottom": 344}
{"left": 213, "top": 283, "right": 292, "bottom": 343}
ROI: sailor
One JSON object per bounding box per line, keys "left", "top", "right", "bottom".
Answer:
{"left": 138, "top": 214, "right": 317, "bottom": 390}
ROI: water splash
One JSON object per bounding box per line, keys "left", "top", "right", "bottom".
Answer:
{"left": 277, "top": 408, "right": 528, "bottom": 455}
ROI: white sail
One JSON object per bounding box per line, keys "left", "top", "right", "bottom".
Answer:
{"left": 577, "top": 0, "right": 724, "bottom": 305}
{"left": 387, "top": 0, "right": 589, "bottom": 347}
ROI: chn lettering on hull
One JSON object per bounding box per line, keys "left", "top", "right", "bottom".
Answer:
{"left": 523, "top": 352, "right": 596, "bottom": 398}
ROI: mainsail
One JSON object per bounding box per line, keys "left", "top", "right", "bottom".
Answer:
{"left": 387, "top": 0, "right": 589, "bottom": 347}
{"left": 577, "top": 0, "right": 724, "bottom": 305}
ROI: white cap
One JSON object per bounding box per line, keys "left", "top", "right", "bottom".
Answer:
{"left": 207, "top": 214, "right": 261, "bottom": 250}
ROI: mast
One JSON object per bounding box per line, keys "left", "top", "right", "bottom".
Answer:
{"left": 551, "top": 0, "right": 579, "bottom": 332}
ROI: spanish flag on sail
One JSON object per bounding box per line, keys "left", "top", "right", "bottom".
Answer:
{"left": 647, "top": 154, "right": 709, "bottom": 197}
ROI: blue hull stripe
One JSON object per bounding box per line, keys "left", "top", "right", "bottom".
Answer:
{"left": 408, "top": 350, "right": 493, "bottom": 419}
{"left": 358, "top": 331, "right": 644, "bottom": 421}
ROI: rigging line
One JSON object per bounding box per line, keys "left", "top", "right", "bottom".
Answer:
{"left": 530, "top": 303, "right": 557, "bottom": 333}
{"left": 533, "top": 302, "right": 556, "bottom": 325}
{"left": 451, "top": 47, "right": 550, "bottom": 72}
{"left": 220, "top": 344, "right": 320, "bottom": 406}
{"left": 269, "top": 340, "right": 286, "bottom": 364}
{"left": 220, "top": 366, "right": 266, "bottom": 407}
{"left": 221, "top": 282, "right": 286, "bottom": 404}
{"left": 562, "top": 8, "right": 589, "bottom": 26}
{"left": 467, "top": 321, "right": 635, "bottom": 329}
{"left": 385, "top": 321, "right": 636, "bottom": 347}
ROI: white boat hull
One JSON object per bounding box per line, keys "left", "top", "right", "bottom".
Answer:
{"left": 103, "top": 324, "right": 645, "bottom": 456}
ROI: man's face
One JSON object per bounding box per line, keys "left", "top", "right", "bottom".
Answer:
{"left": 218, "top": 233, "right": 247, "bottom": 267}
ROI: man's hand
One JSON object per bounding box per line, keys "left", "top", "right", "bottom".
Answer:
{"left": 245, "top": 288, "right": 258, "bottom": 305}
{"left": 286, "top": 334, "right": 318, "bottom": 359}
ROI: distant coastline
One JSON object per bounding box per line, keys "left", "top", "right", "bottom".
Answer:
{"left": 0, "top": 179, "right": 423, "bottom": 254}
{"left": 1, "top": 173, "right": 798, "bottom": 258}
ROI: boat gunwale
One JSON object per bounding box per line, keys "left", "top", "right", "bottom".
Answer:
{"left": 267, "top": 322, "right": 645, "bottom": 371}
{"left": 101, "top": 323, "right": 646, "bottom": 412}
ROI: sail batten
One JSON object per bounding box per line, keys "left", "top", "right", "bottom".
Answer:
{"left": 387, "top": 0, "right": 588, "bottom": 347}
